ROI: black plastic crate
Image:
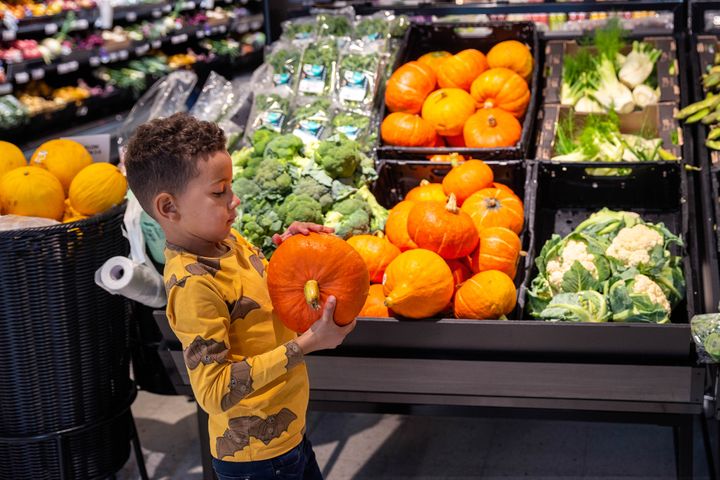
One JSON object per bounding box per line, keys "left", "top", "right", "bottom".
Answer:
{"left": 373, "top": 159, "right": 536, "bottom": 315}
{"left": 376, "top": 22, "right": 540, "bottom": 161}
{"left": 523, "top": 162, "right": 700, "bottom": 325}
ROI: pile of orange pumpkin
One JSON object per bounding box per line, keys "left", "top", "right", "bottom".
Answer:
{"left": 348, "top": 158, "right": 525, "bottom": 320}
{"left": 380, "top": 40, "right": 533, "bottom": 150}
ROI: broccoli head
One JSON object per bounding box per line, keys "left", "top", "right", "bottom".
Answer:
{"left": 277, "top": 193, "right": 324, "bottom": 227}
{"left": 264, "top": 134, "right": 304, "bottom": 161}
{"left": 232, "top": 176, "right": 261, "bottom": 200}
{"left": 293, "top": 175, "right": 334, "bottom": 212}
{"left": 324, "top": 197, "right": 371, "bottom": 238}
{"left": 253, "top": 158, "right": 293, "bottom": 197}
{"left": 316, "top": 136, "right": 363, "bottom": 179}
{"left": 354, "top": 185, "right": 388, "bottom": 232}
{"left": 251, "top": 128, "right": 279, "bottom": 153}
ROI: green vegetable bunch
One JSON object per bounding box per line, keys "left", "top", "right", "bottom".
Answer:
{"left": 528, "top": 208, "right": 685, "bottom": 324}
{"left": 552, "top": 111, "right": 677, "bottom": 172}
{"left": 354, "top": 17, "right": 388, "bottom": 41}
{"left": 340, "top": 52, "right": 378, "bottom": 73}
{"left": 691, "top": 314, "right": 720, "bottom": 363}
{"left": 231, "top": 131, "right": 385, "bottom": 257}
{"left": 282, "top": 18, "right": 316, "bottom": 41}
{"left": 317, "top": 13, "right": 352, "bottom": 37}
{"left": 302, "top": 39, "right": 338, "bottom": 67}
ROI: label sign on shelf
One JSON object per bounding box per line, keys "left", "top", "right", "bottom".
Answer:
{"left": 57, "top": 60, "right": 79, "bottom": 74}
{"left": 171, "top": 33, "right": 188, "bottom": 44}
{"left": 126, "top": 11, "right": 137, "bottom": 22}
{"left": 31, "top": 68, "right": 45, "bottom": 80}
{"left": 44, "top": 23, "right": 58, "bottom": 35}
{"left": 152, "top": 9, "right": 162, "bottom": 17}
{"left": 90, "top": 56, "right": 100, "bottom": 66}
{"left": 135, "top": 44, "right": 150, "bottom": 56}
{"left": 65, "top": 134, "right": 111, "bottom": 163}
{"left": 237, "top": 22, "right": 248, "bottom": 33}
{"left": 2, "top": 30, "right": 16, "bottom": 41}
{"left": 196, "top": 29, "right": 205, "bottom": 38}
{"left": 14, "top": 72, "right": 29, "bottom": 84}
{"left": 118, "top": 50, "right": 129, "bottom": 60}
{"left": 152, "top": 40, "right": 162, "bottom": 49}
{"left": 0, "top": 83, "right": 12, "bottom": 95}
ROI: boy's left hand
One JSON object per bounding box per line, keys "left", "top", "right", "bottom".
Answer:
{"left": 272, "top": 222, "right": 334, "bottom": 246}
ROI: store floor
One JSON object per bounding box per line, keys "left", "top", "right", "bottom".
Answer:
{"left": 118, "top": 390, "right": 712, "bottom": 479}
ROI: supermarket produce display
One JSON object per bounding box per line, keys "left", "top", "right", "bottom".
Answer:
{"left": 5, "top": 1, "right": 720, "bottom": 479}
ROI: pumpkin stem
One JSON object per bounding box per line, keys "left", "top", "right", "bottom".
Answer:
{"left": 445, "top": 193, "right": 459, "bottom": 213}
{"left": 449, "top": 153, "right": 462, "bottom": 168}
{"left": 486, "top": 197, "right": 498, "bottom": 208}
{"left": 483, "top": 100, "right": 494, "bottom": 110}
{"left": 487, "top": 115, "right": 497, "bottom": 128}
{"left": 304, "top": 280, "right": 321, "bottom": 310}
{"left": 519, "top": 250, "right": 528, "bottom": 257}
{"left": 374, "top": 231, "right": 385, "bottom": 239}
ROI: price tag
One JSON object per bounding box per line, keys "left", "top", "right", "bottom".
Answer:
{"left": 89, "top": 56, "right": 100, "bottom": 67}
{"left": 152, "top": 40, "right": 162, "bottom": 49}
{"left": 237, "top": 22, "right": 248, "bottom": 33}
{"left": 251, "top": 20, "right": 262, "bottom": 30}
{"left": 196, "top": 29, "right": 205, "bottom": 38}
{"left": 184, "top": 1, "right": 196, "bottom": 9}
{"left": 0, "top": 83, "right": 12, "bottom": 95}
{"left": 31, "top": 68, "right": 45, "bottom": 80}
{"left": 65, "top": 134, "right": 111, "bottom": 163}
{"left": 135, "top": 44, "right": 149, "bottom": 56}
{"left": 45, "top": 23, "right": 58, "bottom": 35}
{"left": 171, "top": 33, "right": 188, "bottom": 44}
{"left": 14, "top": 71, "right": 29, "bottom": 84}
{"left": 108, "top": 52, "right": 118, "bottom": 62}
{"left": 218, "top": 25, "right": 226, "bottom": 33}
{"left": 72, "top": 18, "right": 89, "bottom": 30}
{"left": 126, "top": 11, "right": 137, "bottom": 22}
{"left": 57, "top": 61, "right": 79, "bottom": 74}
{"left": 163, "top": 4, "right": 172, "bottom": 12}
{"left": 119, "top": 50, "right": 129, "bottom": 60}
{"left": 152, "top": 9, "right": 162, "bottom": 18}
{"left": 2, "top": 30, "right": 16, "bottom": 41}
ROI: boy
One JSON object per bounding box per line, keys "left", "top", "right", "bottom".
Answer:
{"left": 124, "top": 112, "right": 356, "bottom": 480}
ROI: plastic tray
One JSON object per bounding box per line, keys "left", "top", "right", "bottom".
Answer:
{"left": 375, "top": 22, "right": 540, "bottom": 161}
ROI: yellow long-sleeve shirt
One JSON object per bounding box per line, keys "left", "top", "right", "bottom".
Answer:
{"left": 164, "top": 229, "right": 308, "bottom": 461}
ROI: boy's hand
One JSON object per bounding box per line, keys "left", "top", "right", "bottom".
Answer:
{"left": 295, "top": 296, "right": 356, "bottom": 355}
{"left": 272, "top": 222, "right": 334, "bottom": 246}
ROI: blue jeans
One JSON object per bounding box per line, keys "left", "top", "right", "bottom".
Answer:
{"left": 212, "top": 436, "right": 323, "bottom": 480}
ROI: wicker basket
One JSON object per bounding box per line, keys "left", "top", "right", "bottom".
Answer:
{"left": 0, "top": 204, "right": 134, "bottom": 480}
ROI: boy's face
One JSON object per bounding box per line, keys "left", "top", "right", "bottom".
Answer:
{"left": 163, "top": 150, "right": 240, "bottom": 245}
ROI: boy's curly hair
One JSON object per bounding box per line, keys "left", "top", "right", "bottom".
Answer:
{"left": 124, "top": 112, "right": 226, "bottom": 217}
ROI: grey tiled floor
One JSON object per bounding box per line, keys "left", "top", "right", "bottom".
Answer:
{"left": 119, "top": 391, "right": 712, "bottom": 480}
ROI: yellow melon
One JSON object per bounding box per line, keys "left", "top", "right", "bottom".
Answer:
{"left": 0, "top": 141, "right": 26, "bottom": 181}
{"left": 31, "top": 139, "right": 93, "bottom": 193}
{"left": 68, "top": 163, "right": 127, "bottom": 216}
{"left": 62, "top": 199, "right": 88, "bottom": 223}
{"left": 0, "top": 166, "right": 65, "bottom": 220}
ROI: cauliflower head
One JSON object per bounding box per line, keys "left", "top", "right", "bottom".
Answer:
{"left": 605, "top": 224, "right": 663, "bottom": 267}
{"left": 632, "top": 274, "right": 670, "bottom": 312}
{"left": 546, "top": 240, "right": 598, "bottom": 288}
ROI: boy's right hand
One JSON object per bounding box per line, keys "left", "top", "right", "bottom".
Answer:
{"left": 295, "top": 296, "right": 356, "bottom": 355}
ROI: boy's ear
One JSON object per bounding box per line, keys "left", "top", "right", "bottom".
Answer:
{"left": 155, "top": 192, "right": 180, "bottom": 222}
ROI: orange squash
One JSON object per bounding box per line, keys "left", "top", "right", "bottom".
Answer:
{"left": 441, "top": 159, "right": 494, "bottom": 206}
{"left": 454, "top": 270, "right": 517, "bottom": 319}
{"left": 385, "top": 200, "right": 418, "bottom": 252}
{"left": 407, "top": 194, "right": 479, "bottom": 259}
{"left": 385, "top": 61, "right": 437, "bottom": 114}
{"left": 463, "top": 108, "right": 522, "bottom": 148}
{"left": 267, "top": 233, "right": 369, "bottom": 333}
{"left": 444, "top": 133, "right": 466, "bottom": 148}
{"left": 487, "top": 40, "right": 534, "bottom": 80}
{"left": 417, "top": 51, "right": 452, "bottom": 74}
{"left": 469, "top": 227, "right": 522, "bottom": 279}
{"left": 492, "top": 182, "right": 518, "bottom": 198}
{"left": 359, "top": 284, "right": 391, "bottom": 318}
{"left": 421, "top": 88, "right": 476, "bottom": 136}
{"left": 437, "top": 49, "right": 488, "bottom": 91}
{"left": 447, "top": 258, "right": 473, "bottom": 290}
{"left": 461, "top": 188, "right": 524, "bottom": 235}
{"left": 381, "top": 113, "right": 437, "bottom": 147}
{"left": 470, "top": 68, "right": 530, "bottom": 118}
{"left": 347, "top": 233, "right": 401, "bottom": 284}
{"left": 429, "top": 153, "right": 465, "bottom": 163}
{"left": 383, "top": 249, "right": 454, "bottom": 318}
{"left": 405, "top": 180, "right": 447, "bottom": 203}
{"left": 381, "top": 112, "right": 437, "bottom": 147}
